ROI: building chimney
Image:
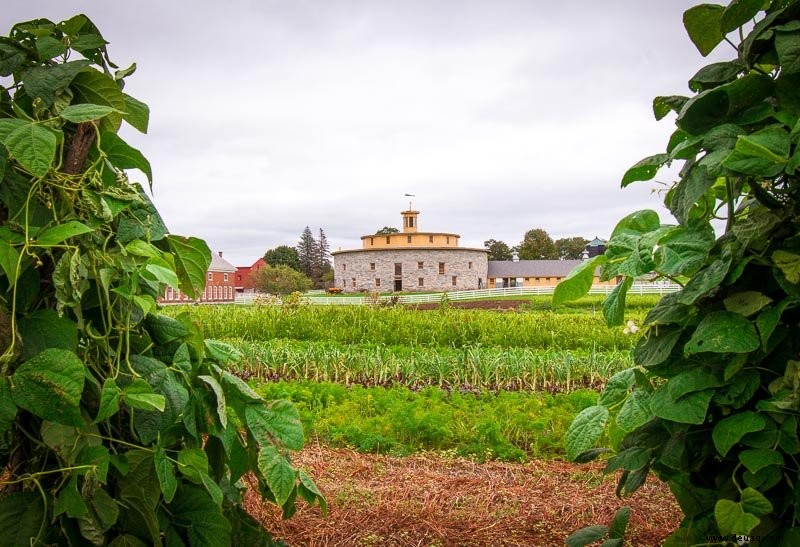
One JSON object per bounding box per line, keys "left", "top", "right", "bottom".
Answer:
{"left": 218, "top": 251, "right": 223, "bottom": 257}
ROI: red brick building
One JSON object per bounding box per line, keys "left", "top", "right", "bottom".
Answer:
{"left": 161, "top": 251, "right": 237, "bottom": 304}
{"left": 235, "top": 257, "right": 267, "bottom": 293}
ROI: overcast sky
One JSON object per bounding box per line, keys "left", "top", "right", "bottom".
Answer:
{"left": 3, "top": 1, "right": 731, "bottom": 266}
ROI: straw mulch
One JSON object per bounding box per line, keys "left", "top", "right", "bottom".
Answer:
{"left": 245, "top": 443, "right": 681, "bottom": 546}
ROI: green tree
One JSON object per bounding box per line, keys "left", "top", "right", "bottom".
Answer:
{"left": 296, "top": 226, "right": 317, "bottom": 278}
{"left": 483, "top": 239, "right": 514, "bottom": 261}
{"left": 555, "top": 237, "right": 589, "bottom": 260}
{"left": 264, "top": 244, "right": 300, "bottom": 270}
{"left": 251, "top": 264, "right": 313, "bottom": 295}
{"left": 517, "top": 229, "right": 558, "bottom": 260}
{"left": 558, "top": 2, "right": 800, "bottom": 544}
{"left": 376, "top": 226, "right": 399, "bottom": 234}
{"left": 313, "top": 228, "right": 332, "bottom": 288}
{"left": 0, "top": 15, "right": 323, "bottom": 545}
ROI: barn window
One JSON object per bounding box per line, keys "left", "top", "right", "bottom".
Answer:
{"left": 438, "top": 263, "right": 445, "bottom": 274}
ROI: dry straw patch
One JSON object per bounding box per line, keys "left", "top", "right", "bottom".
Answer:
{"left": 246, "top": 443, "right": 680, "bottom": 546}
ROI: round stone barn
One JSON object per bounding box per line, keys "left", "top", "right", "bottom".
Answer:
{"left": 332, "top": 208, "right": 488, "bottom": 293}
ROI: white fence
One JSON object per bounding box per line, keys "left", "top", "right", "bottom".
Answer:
{"left": 235, "top": 283, "right": 680, "bottom": 306}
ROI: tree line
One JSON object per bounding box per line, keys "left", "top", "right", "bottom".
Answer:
{"left": 251, "top": 227, "right": 333, "bottom": 294}
{"left": 484, "top": 229, "right": 594, "bottom": 261}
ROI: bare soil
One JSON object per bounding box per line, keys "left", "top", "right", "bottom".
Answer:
{"left": 246, "top": 443, "right": 680, "bottom": 546}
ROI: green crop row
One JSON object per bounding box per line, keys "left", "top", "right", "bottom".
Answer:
{"left": 255, "top": 380, "right": 600, "bottom": 461}
{"left": 175, "top": 295, "right": 655, "bottom": 350}
{"left": 225, "top": 338, "right": 633, "bottom": 392}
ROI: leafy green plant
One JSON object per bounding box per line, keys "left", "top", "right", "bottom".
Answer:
{"left": 0, "top": 15, "right": 322, "bottom": 545}
{"left": 256, "top": 380, "right": 599, "bottom": 461}
{"left": 557, "top": 1, "right": 800, "bottom": 544}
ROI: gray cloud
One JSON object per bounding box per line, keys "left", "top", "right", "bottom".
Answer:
{"left": 2, "top": 1, "right": 732, "bottom": 266}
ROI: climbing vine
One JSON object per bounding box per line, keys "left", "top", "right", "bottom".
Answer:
{"left": 0, "top": 15, "right": 322, "bottom": 545}
{"left": 557, "top": 0, "right": 800, "bottom": 544}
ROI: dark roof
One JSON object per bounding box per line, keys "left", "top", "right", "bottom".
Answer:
{"left": 487, "top": 260, "right": 590, "bottom": 278}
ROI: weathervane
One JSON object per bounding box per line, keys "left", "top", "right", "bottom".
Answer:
{"left": 404, "top": 193, "right": 415, "bottom": 210}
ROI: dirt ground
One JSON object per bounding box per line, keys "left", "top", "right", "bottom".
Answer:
{"left": 246, "top": 443, "right": 681, "bottom": 546}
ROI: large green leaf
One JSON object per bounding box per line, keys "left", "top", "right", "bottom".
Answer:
{"left": 609, "top": 210, "right": 660, "bottom": 239}
{"left": 144, "top": 313, "right": 189, "bottom": 344}
{"left": 167, "top": 235, "right": 212, "bottom": 300}
{"left": 35, "top": 220, "right": 94, "bottom": 246}
{"left": 565, "top": 525, "right": 608, "bottom": 547}
{"left": 689, "top": 61, "right": 745, "bottom": 92}
{"left": 776, "top": 29, "right": 800, "bottom": 74}
{"left": 668, "top": 164, "right": 717, "bottom": 225}
{"left": 773, "top": 250, "right": 800, "bottom": 283}
{"left": 616, "top": 390, "right": 654, "bottom": 433}
{"left": 60, "top": 103, "right": 120, "bottom": 123}
{"left": 713, "top": 411, "right": 766, "bottom": 456}
{"left": 257, "top": 444, "right": 297, "bottom": 508}
{"left": 621, "top": 154, "right": 670, "bottom": 187}
{"left": 653, "top": 95, "right": 689, "bottom": 121}
{"left": 723, "top": 291, "right": 772, "bottom": 317}
{"left": 0, "top": 238, "right": 21, "bottom": 284}
{"left": 654, "top": 220, "right": 715, "bottom": 276}
{"left": 0, "top": 492, "right": 46, "bottom": 546}
{"left": 677, "top": 74, "right": 773, "bottom": 135}
{"left": 714, "top": 499, "right": 760, "bottom": 535}
{"left": 685, "top": 311, "right": 761, "bottom": 354}
{"left": 94, "top": 378, "right": 121, "bottom": 423}
{"left": 17, "top": 308, "right": 78, "bottom": 361}
{"left": 70, "top": 68, "right": 126, "bottom": 132}
{"left": 677, "top": 251, "right": 732, "bottom": 305}
{"left": 739, "top": 448, "right": 784, "bottom": 474}
{"left": 598, "top": 369, "right": 635, "bottom": 407}
{"left": 552, "top": 255, "right": 607, "bottom": 307}
{"left": 101, "top": 131, "right": 152, "bottom": 183}
{"left": 21, "top": 60, "right": 92, "bottom": 107}
{"left": 129, "top": 355, "right": 189, "bottom": 444}
{"left": 683, "top": 4, "right": 725, "bottom": 56}
{"left": 11, "top": 348, "right": 85, "bottom": 426}
{"left": 650, "top": 386, "right": 713, "bottom": 425}
{"left": 117, "top": 449, "right": 162, "bottom": 546}
{"left": 721, "top": 0, "right": 764, "bottom": 34}
{"left": 602, "top": 277, "right": 633, "bottom": 327}
{"left": 169, "top": 485, "right": 231, "bottom": 547}
{"left": 565, "top": 405, "right": 609, "bottom": 461}
{"left": 123, "top": 93, "right": 150, "bottom": 133}
{"left": 723, "top": 127, "right": 791, "bottom": 176}
{"left": 245, "top": 400, "right": 304, "bottom": 451}
{"left": 0, "top": 119, "right": 57, "bottom": 177}
{"left": 198, "top": 375, "right": 228, "bottom": 428}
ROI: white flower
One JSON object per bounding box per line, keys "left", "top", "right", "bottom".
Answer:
{"left": 623, "top": 320, "right": 639, "bottom": 335}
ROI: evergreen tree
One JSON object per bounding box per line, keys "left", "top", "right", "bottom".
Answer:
{"left": 296, "top": 226, "right": 317, "bottom": 278}
{"left": 314, "top": 228, "right": 333, "bottom": 288}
